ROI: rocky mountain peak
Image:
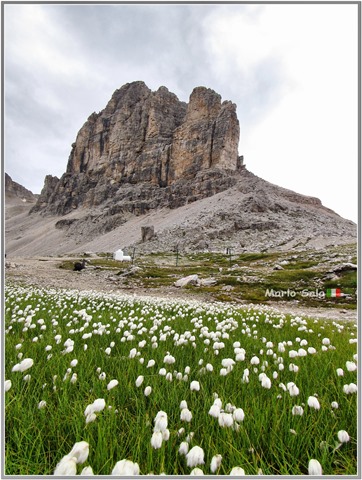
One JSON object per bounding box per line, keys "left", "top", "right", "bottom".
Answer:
{"left": 32, "top": 82, "right": 242, "bottom": 216}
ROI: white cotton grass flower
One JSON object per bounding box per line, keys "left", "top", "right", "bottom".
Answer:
{"left": 180, "top": 400, "right": 188, "bottom": 410}
{"left": 292, "top": 405, "right": 304, "bottom": 416}
{"left": 99, "top": 372, "right": 106, "bottom": 380}
{"left": 111, "top": 459, "right": 140, "bottom": 475}
{"left": 230, "top": 466, "right": 246, "bottom": 475}
{"left": 107, "top": 379, "right": 119, "bottom": 390}
{"left": 163, "top": 353, "right": 176, "bottom": 364}
{"left": 307, "top": 396, "right": 321, "bottom": 410}
{"left": 331, "top": 401, "right": 339, "bottom": 409}
{"left": 346, "top": 361, "right": 357, "bottom": 372}
{"left": 208, "top": 404, "right": 221, "bottom": 418}
{"left": 154, "top": 411, "right": 168, "bottom": 432}
{"left": 218, "top": 412, "right": 233, "bottom": 428}
{"left": 85, "top": 413, "right": 97, "bottom": 424}
{"left": 343, "top": 383, "right": 357, "bottom": 394}
{"left": 250, "top": 356, "right": 260, "bottom": 365}
{"left": 68, "top": 441, "right": 90, "bottom": 464}
{"left": 92, "top": 398, "right": 106, "bottom": 412}
{"left": 129, "top": 348, "right": 137, "bottom": 358}
{"left": 337, "top": 430, "right": 350, "bottom": 443}
{"left": 151, "top": 431, "right": 163, "bottom": 449}
{"left": 287, "top": 382, "right": 300, "bottom": 397}
{"left": 210, "top": 454, "right": 222, "bottom": 473}
{"left": 80, "top": 466, "right": 94, "bottom": 475}
{"left": 38, "top": 400, "right": 47, "bottom": 409}
{"left": 23, "top": 374, "right": 31, "bottom": 382}
{"left": 221, "top": 358, "right": 235, "bottom": 368}
{"left": 179, "top": 441, "right": 189, "bottom": 456}
{"left": 147, "top": 359, "right": 155, "bottom": 368}
{"left": 12, "top": 357, "right": 34, "bottom": 372}
{"left": 180, "top": 408, "right": 192, "bottom": 422}
{"left": 84, "top": 398, "right": 106, "bottom": 422}
{"left": 308, "top": 459, "right": 323, "bottom": 475}
{"left": 190, "top": 467, "right": 204, "bottom": 475}
{"left": 53, "top": 456, "right": 78, "bottom": 475}
{"left": 144, "top": 386, "right": 152, "bottom": 397}
{"left": 135, "top": 375, "right": 144, "bottom": 387}
{"left": 261, "top": 375, "right": 272, "bottom": 389}
{"left": 242, "top": 369, "right": 250, "bottom": 383}
{"left": 233, "top": 408, "right": 245, "bottom": 423}
{"left": 5, "top": 380, "right": 12, "bottom": 392}
{"left": 336, "top": 368, "right": 344, "bottom": 376}
{"left": 162, "top": 429, "right": 170, "bottom": 441}
{"left": 186, "top": 445, "right": 205, "bottom": 467}
{"left": 70, "top": 359, "right": 78, "bottom": 367}
{"left": 289, "top": 363, "right": 299, "bottom": 373}
{"left": 190, "top": 380, "right": 200, "bottom": 391}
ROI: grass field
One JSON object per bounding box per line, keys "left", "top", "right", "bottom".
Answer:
{"left": 4, "top": 283, "right": 358, "bottom": 475}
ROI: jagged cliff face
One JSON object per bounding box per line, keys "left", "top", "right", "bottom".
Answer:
{"left": 33, "top": 82, "right": 241, "bottom": 215}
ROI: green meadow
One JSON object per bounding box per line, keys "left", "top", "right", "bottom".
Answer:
{"left": 4, "top": 283, "right": 357, "bottom": 475}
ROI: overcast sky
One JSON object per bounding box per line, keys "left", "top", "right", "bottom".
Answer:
{"left": 4, "top": 2, "right": 359, "bottom": 222}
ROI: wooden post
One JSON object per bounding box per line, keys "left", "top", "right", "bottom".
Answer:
{"left": 176, "top": 245, "right": 179, "bottom": 267}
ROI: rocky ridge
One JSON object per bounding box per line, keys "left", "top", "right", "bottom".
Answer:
{"left": 5, "top": 173, "right": 37, "bottom": 203}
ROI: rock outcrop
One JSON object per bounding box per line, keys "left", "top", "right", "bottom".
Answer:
{"left": 32, "top": 81, "right": 242, "bottom": 216}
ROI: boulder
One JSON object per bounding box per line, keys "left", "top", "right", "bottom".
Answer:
{"left": 141, "top": 226, "right": 155, "bottom": 242}
{"left": 174, "top": 274, "right": 199, "bottom": 288}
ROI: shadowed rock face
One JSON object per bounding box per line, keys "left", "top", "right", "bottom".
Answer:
{"left": 32, "top": 81, "right": 241, "bottom": 215}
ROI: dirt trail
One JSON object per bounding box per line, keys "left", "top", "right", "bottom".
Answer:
{"left": 5, "top": 256, "right": 357, "bottom": 323}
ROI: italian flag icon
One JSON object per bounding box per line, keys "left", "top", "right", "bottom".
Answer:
{"left": 326, "top": 288, "right": 342, "bottom": 298}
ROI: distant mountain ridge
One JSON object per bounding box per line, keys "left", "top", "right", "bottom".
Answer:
{"left": 5, "top": 173, "right": 37, "bottom": 203}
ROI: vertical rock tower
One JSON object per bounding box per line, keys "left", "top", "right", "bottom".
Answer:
{"left": 32, "top": 82, "right": 241, "bottom": 215}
